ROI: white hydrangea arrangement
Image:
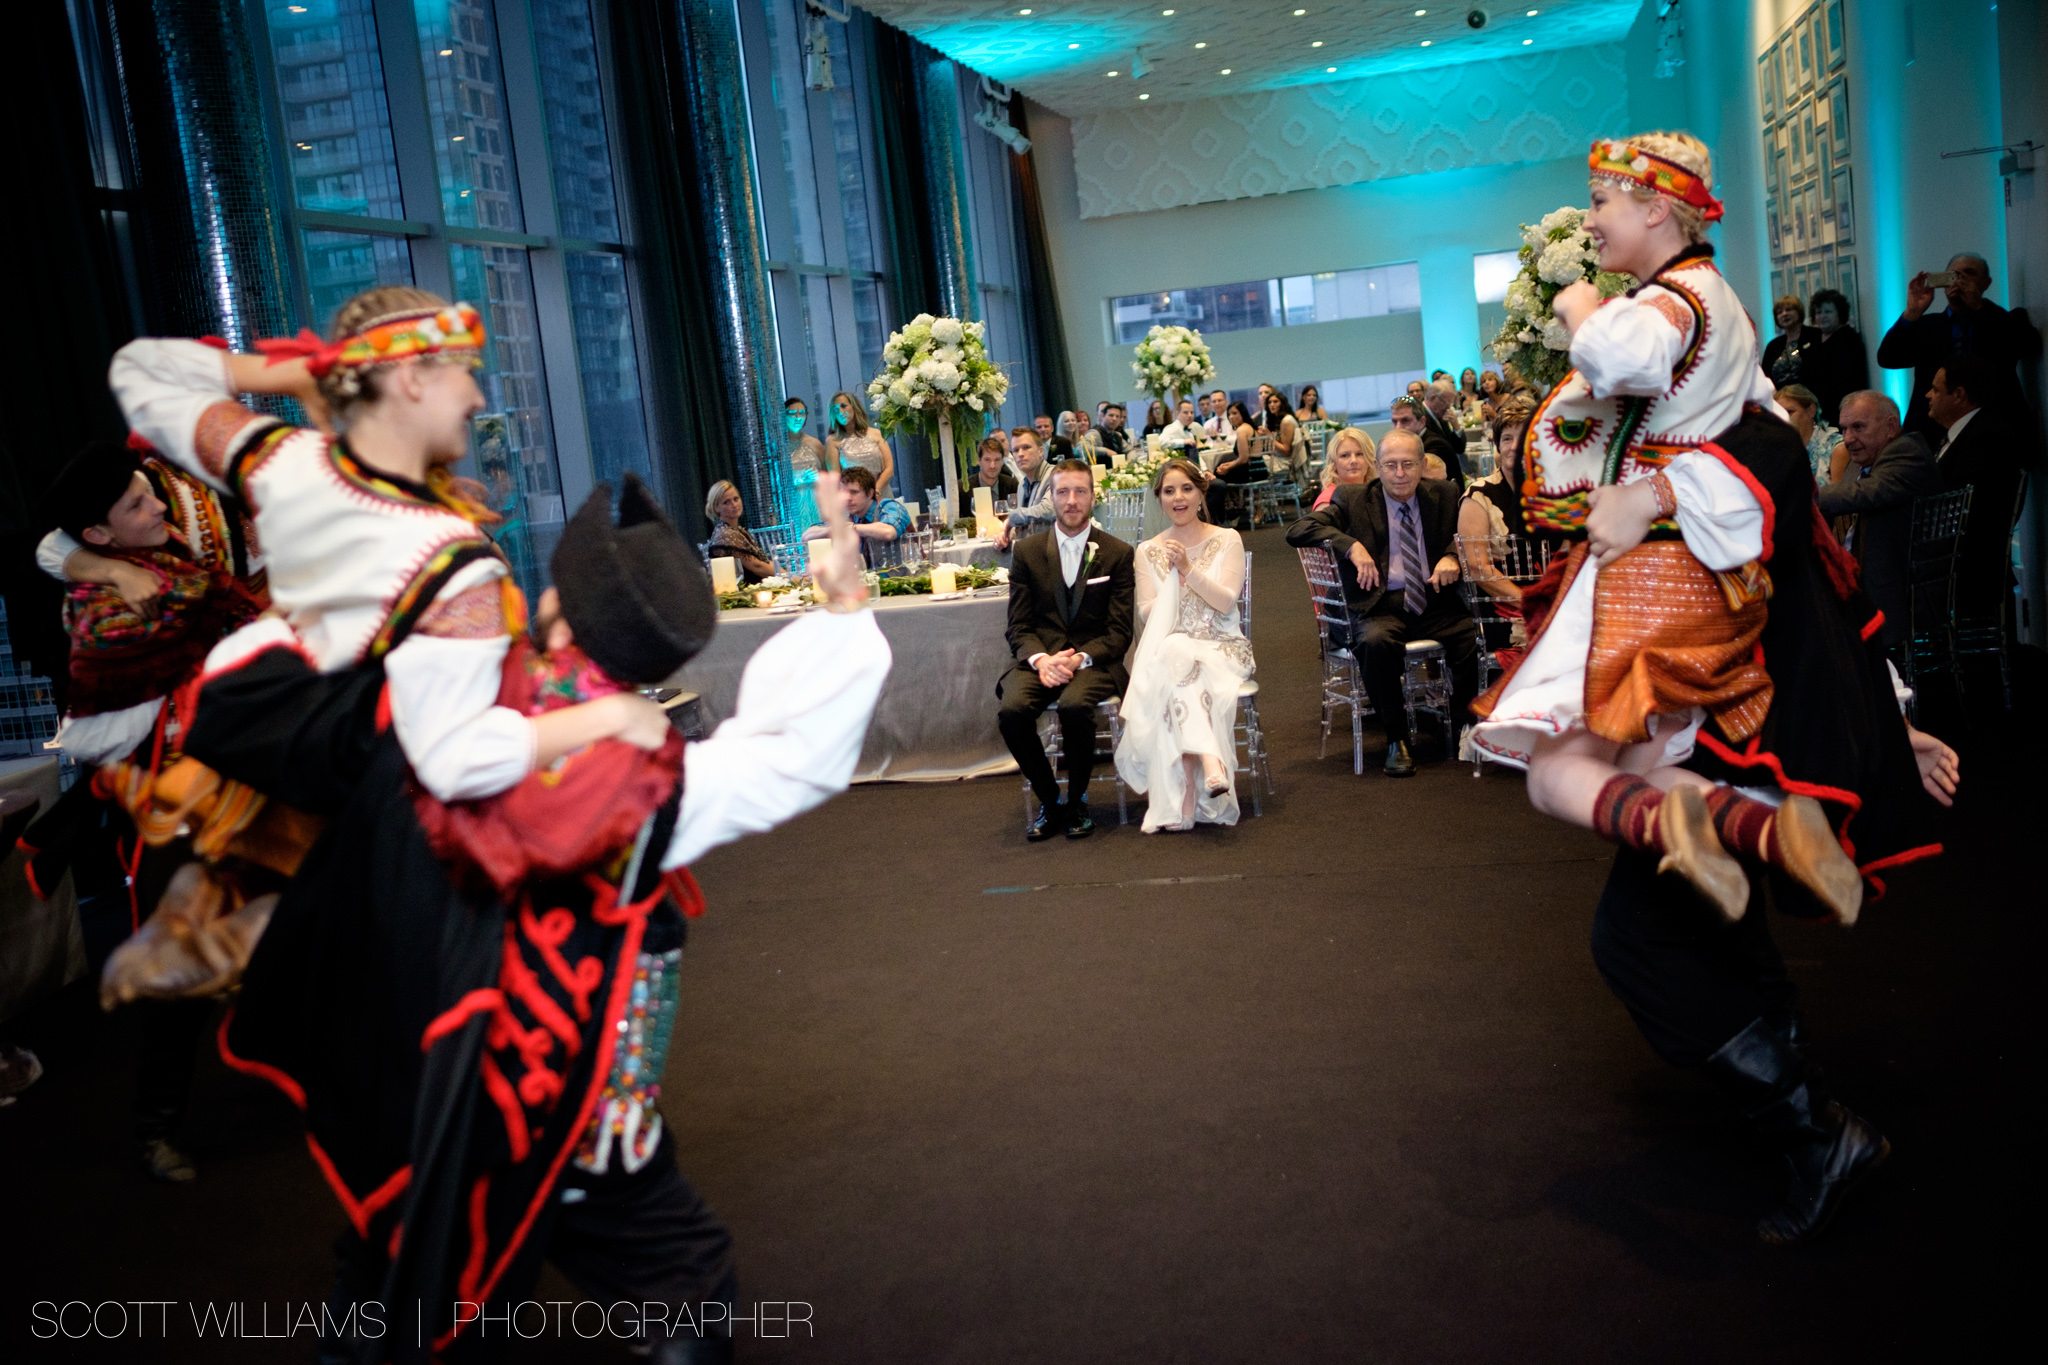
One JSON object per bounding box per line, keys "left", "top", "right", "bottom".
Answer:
{"left": 1490, "top": 206, "right": 1635, "bottom": 391}
{"left": 1099, "top": 453, "right": 1171, "bottom": 492}
{"left": 866, "top": 313, "right": 1011, "bottom": 479}
{"left": 1131, "top": 324, "right": 1216, "bottom": 403}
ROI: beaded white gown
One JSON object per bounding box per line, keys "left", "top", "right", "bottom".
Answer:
{"left": 1113, "top": 529, "right": 1254, "bottom": 832}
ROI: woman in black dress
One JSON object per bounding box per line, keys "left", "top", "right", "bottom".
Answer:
{"left": 1799, "top": 288, "right": 1870, "bottom": 423}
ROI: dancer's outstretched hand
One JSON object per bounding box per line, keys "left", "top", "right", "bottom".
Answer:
{"left": 808, "top": 472, "right": 868, "bottom": 611}
{"left": 1906, "top": 724, "right": 1959, "bottom": 806}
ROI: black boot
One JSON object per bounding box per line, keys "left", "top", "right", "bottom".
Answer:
{"left": 1702, "top": 1017, "right": 1889, "bottom": 1245}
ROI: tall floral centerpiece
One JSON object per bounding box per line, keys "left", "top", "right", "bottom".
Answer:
{"left": 867, "top": 313, "right": 1010, "bottom": 520}
{"left": 1490, "top": 206, "right": 1635, "bottom": 392}
{"left": 1131, "top": 323, "right": 1216, "bottom": 409}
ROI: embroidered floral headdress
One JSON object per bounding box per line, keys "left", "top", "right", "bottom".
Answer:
{"left": 1588, "top": 140, "right": 1725, "bottom": 222}
{"left": 255, "top": 304, "right": 488, "bottom": 390}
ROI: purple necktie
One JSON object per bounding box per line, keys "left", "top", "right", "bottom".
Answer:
{"left": 1399, "top": 502, "right": 1426, "bottom": 615}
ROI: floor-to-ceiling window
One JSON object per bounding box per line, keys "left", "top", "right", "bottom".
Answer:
{"left": 956, "top": 65, "right": 1039, "bottom": 431}
{"left": 249, "top": 0, "right": 654, "bottom": 595}
{"left": 739, "top": 0, "right": 893, "bottom": 452}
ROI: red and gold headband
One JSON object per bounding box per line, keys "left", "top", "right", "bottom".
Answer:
{"left": 1588, "top": 140, "right": 1725, "bottom": 222}
{"left": 256, "top": 303, "right": 487, "bottom": 377}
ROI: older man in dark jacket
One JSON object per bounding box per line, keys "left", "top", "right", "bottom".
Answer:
{"left": 1285, "top": 430, "right": 1475, "bottom": 775}
{"left": 1818, "top": 391, "right": 1942, "bottom": 648}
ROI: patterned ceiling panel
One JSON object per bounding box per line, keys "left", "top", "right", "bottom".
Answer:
{"left": 855, "top": 0, "right": 1641, "bottom": 116}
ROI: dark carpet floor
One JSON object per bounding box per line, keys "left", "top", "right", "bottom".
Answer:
{"left": 2, "top": 526, "right": 2040, "bottom": 1362}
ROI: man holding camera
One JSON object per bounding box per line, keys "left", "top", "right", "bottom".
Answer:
{"left": 1877, "top": 252, "right": 2036, "bottom": 441}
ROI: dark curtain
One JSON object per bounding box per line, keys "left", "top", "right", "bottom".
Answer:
{"left": 1009, "top": 93, "right": 1076, "bottom": 418}
{"left": 0, "top": 1, "right": 136, "bottom": 692}
{"left": 605, "top": 0, "right": 731, "bottom": 536}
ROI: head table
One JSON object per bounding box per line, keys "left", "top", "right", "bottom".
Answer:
{"left": 671, "top": 589, "right": 1019, "bottom": 783}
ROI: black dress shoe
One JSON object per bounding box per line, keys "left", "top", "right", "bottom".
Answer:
{"left": 1026, "top": 802, "right": 1066, "bottom": 842}
{"left": 1064, "top": 801, "right": 1095, "bottom": 838}
{"left": 1704, "top": 1017, "right": 1891, "bottom": 1245}
{"left": 1383, "top": 739, "right": 1416, "bottom": 777}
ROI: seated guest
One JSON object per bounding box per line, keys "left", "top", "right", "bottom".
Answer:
{"left": 1404, "top": 379, "right": 1427, "bottom": 402}
{"left": 705, "top": 479, "right": 777, "bottom": 583}
{"left": 1877, "top": 252, "right": 2036, "bottom": 439}
{"left": 1314, "top": 426, "right": 1376, "bottom": 509}
{"left": 961, "top": 433, "right": 1020, "bottom": 519}
{"left": 1295, "top": 384, "right": 1331, "bottom": 424}
{"left": 1818, "top": 391, "right": 1941, "bottom": 648}
{"left": 1285, "top": 429, "right": 1478, "bottom": 777}
{"left": 1501, "top": 361, "right": 1534, "bottom": 396}
{"left": 1455, "top": 401, "right": 1538, "bottom": 672}
{"left": 1927, "top": 351, "right": 2025, "bottom": 624}
{"left": 1422, "top": 379, "right": 1463, "bottom": 448}
{"left": 1205, "top": 400, "right": 1259, "bottom": 529}
{"left": 997, "top": 425, "right": 1058, "bottom": 550}
{"left": 1201, "top": 388, "right": 1231, "bottom": 438}
{"left": 1458, "top": 367, "right": 1482, "bottom": 405}
{"left": 1803, "top": 287, "right": 1870, "bottom": 422}
{"left": 1259, "top": 387, "right": 1308, "bottom": 487}
{"left": 1091, "top": 402, "right": 1132, "bottom": 457}
{"left": 1762, "top": 294, "right": 1815, "bottom": 391}
{"left": 1159, "top": 397, "right": 1204, "bottom": 452}
{"left": 1053, "top": 410, "right": 1086, "bottom": 461}
{"left": 1476, "top": 369, "right": 1505, "bottom": 421}
{"left": 1774, "top": 383, "right": 1841, "bottom": 484}
{"left": 1141, "top": 399, "right": 1170, "bottom": 438}
{"left": 996, "top": 459, "right": 1136, "bottom": 841}
{"left": 1195, "top": 391, "right": 1215, "bottom": 432}
{"left": 802, "top": 463, "right": 909, "bottom": 566}
{"left": 1391, "top": 395, "right": 1464, "bottom": 490}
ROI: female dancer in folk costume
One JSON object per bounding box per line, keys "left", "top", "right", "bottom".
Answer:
{"left": 1113, "top": 459, "right": 1254, "bottom": 832}
{"left": 1468, "top": 133, "right": 1865, "bottom": 925}
{"left": 106, "top": 285, "right": 672, "bottom": 807}
{"left": 1472, "top": 132, "right": 1960, "bottom": 1246}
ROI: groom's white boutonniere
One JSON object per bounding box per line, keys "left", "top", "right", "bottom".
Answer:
{"left": 1083, "top": 541, "right": 1099, "bottom": 576}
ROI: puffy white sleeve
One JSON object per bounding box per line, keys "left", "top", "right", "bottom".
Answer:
{"left": 661, "top": 607, "right": 892, "bottom": 870}
{"left": 381, "top": 558, "right": 533, "bottom": 802}
{"left": 1660, "top": 451, "right": 1765, "bottom": 571}
{"left": 1133, "top": 543, "right": 1159, "bottom": 624}
{"left": 1569, "top": 289, "right": 1691, "bottom": 399}
{"left": 37, "top": 530, "right": 79, "bottom": 582}
{"left": 108, "top": 339, "right": 274, "bottom": 494}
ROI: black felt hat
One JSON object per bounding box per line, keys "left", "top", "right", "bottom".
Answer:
{"left": 41, "top": 440, "right": 144, "bottom": 541}
{"left": 550, "top": 474, "right": 716, "bottom": 684}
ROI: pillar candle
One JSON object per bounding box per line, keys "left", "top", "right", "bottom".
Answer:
{"left": 806, "top": 538, "right": 828, "bottom": 573}
{"left": 930, "top": 563, "right": 958, "bottom": 595}
{"left": 709, "top": 556, "right": 739, "bottom": 593}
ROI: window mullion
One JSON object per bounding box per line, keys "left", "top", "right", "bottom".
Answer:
{"left": 498, "top": 0, "right": 594, "bottom": 515}
{"left": 375, "top": 0, "right": 453, "bottom": 297}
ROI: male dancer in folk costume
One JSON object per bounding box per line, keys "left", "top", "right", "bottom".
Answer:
{"left": 18, "top": 439, "right": 274, "bottom": 1181}
{"left": 183, "top": 474, "right": 888, "bottom": 1364}
{"left": 1468, "top": 133, "right": 1960, "bottom": 1242}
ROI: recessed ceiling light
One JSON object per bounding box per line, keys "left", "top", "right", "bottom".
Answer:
{"left": 1106, "top": 70, "right": 1120, "bottom": 76}
{"left": 1195, "top": 41, "right": 1207, "bottom": 48}
{"left": 1415, "top": 7, "right": 1427, "bottom": 13}
{"left": 1068, "top": 42, "right": 1080, "bottom": 48}
{"left": 1017, "top": 7, "right": 1032, "bottom": 13}
{"left": 440, "top": 48, "right": 453, "bottom": 55}
{"left": 1522, "top": 37, "right": 1533, "bottom": 44}
{"left": 1325, "top": 65, "right": 1336, "bottom": 72}
{"left": 1162, "top": 7, "right": 1175, "bottom": 12}
{"left": 1527, "top": 8, "right": 1540, "bottom": 14}
{"left": 1220, "top": 67, "right": 1232, "bottom": 74}
{"left": 1293, "top": 7, "right": 1307, "bottom": 13}
{"left": 1139, "top": 93, "right": 1151, "bottom": 99}
{"left": 1421, "top": 39, "right": 1432, "bottom": 46}
{"left": 453, "top": 135, "right": 465, "bottom": 141}
{"left": 1312, "top": 40, "right": 1323, "bottom": 47}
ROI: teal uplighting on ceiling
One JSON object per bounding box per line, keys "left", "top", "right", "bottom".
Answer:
{"left": 854, "top": 1, "right": 1642, "bottom": 116}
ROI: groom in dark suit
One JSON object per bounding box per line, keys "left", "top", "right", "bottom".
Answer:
{"left": 1285, "top": 429, "right": 1477, "bottom": 776}
{"left": 998, "top": 459, "right": 1136, "bottom": 840}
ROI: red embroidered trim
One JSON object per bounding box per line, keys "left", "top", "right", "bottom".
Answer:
{"left": 441, "top": 879, "right": 664, "bottom": 1345}
{"left": 478, "top": 1053, "right": 531, "bottom": 1162}
{"left": 374, "top": 683, "right": 392, "bottom": 735}
{"left": 1811, "top": 500, "right": 1862, "bottom": 600}
{"left": 217, "top": 1008, "right": 306, "bottom": 1107}
{"left": 1693, "top": 730, "right": 1860, "bottom": 864}
{"left": 1645, "top": 293, "right": 1693, "bottom": 333}
{"left": 1696, "top": 439, "right": 1778, "bottom": 564}
{"left": 457, "top": 1175, "right": 493, "bottom": 1308}
{"left": 421, "top": 988, "right": 505, "bottom": 1052}
{"left": 19, "top": 845, "right": 44, "bottom": 902}
{"left": 1858, "top": 841, "right": 1945, "bottom": 903}
{"left": 519, "top": 904, "right": 603, "bottom": 1021}
{"left": 1860, "top": 611, "right": 1885, "bottom": 641}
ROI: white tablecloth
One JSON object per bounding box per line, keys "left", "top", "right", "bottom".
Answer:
{"left": 672, "top": 591, "right": 1018, "bottom": 782}
{"left": 929, "top": 538, "right": 1008, "bottom": 568}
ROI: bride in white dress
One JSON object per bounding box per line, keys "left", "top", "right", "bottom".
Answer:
{"left": 1114, "top": 458, "right": 1255, "bottom": 832}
